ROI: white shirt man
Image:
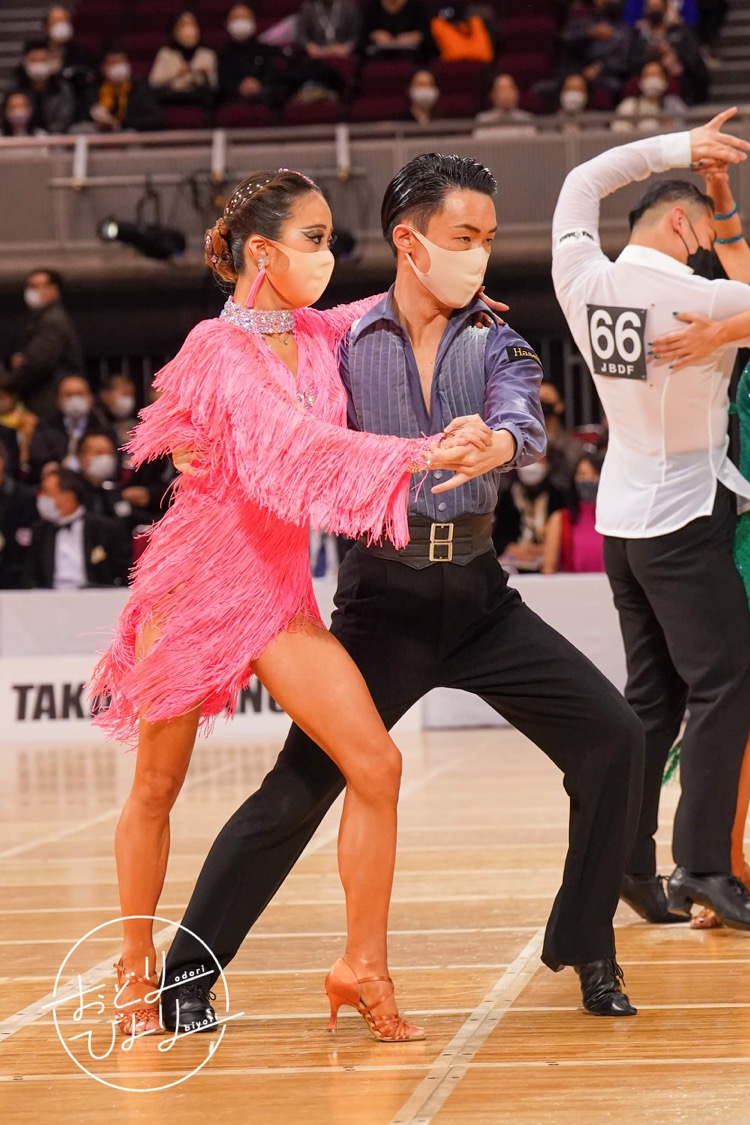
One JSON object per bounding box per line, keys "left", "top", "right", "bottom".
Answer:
{"left": 53, "top": 506, "right": 86, "bottom": 589}
{"left": 550, "top": 116, "right": 750, "bottom": 932}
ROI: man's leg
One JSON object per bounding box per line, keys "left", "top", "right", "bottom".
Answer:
{"left": 603, "top": 534, "right": 688, "bottom": 877}
{"left": 624, "top": 489, "right": 750, "bottom": 874}
{"left": 438, "top": 554, "right": 645, "bottom": 972}
{"left": 165, "top": 551, "right": 440, "bottom": 984}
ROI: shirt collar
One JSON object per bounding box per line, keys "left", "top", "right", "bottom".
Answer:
{"left": 57, "top": 506, "right": 84, "bottom": 529}
{"left": 350, "top": 284, "right": 487, "bottom": 342}
{"left": 617, "top": 244, "right": 694, "bottom": 277}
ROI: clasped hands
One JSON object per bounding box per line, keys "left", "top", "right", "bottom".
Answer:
{"left": 427, "top": 415, "right": 514, "bottom": 494}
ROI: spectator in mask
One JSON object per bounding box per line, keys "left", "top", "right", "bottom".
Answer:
{"left": 612, "top": 58, "right": 686, "bottom": 132}
{"left": 86, "top": 49, "right": 162, "bottom": 132}
{"left": 15, "top": 40, "right": 76, "bottom": 134}
{"left": 0, "top": 444, "right": 36, "bottom": 588}
{"left": 149, "top": 11, "right": 218, "bottom": 106}
{"left": 635, "top": 0, "right": 707, "bottom": 104}
{"left": 24, "top": 466, "right": 132, "bottom": 589}
{"left": 2, "top": 90, "right": 34, "bottom": 136}
{"left": 76, "top": 431, "right": 129, "bottom": 518}
{"left": 45, "top": 5, "right": 99, "bottom": 119}
{"left": 218, "top": 4, "right": 276, "bottom": 105}
{"left": 542, "top": 453, "right": 605, "bottom": 574}
{"left": 10, "top": 269, "right": 83, "bottom": 417}
{"left": 97, "top": 373, "right": 137, "bottom": 448}
{"left": 539, "top": 382, "right": 580, "bottom": 480}
{"left": 360, "top": 0, "right": 433, "bottom": 65}
{"left": 493, "top": 453, "right": 569, "bottom": 572}
{"left": 27, "top": 373, "right": 112, "bottom": 482}
{"left": 473, "top": 73, "right": 536, "bottom": 139}
{"left": 555, "top": 73, "right": 590, "bottom": 133}
{"left": 296, "top": 0, "right": 361, "bottom": 61}
{"left": 562, "top": 0, "right": 642, "bottom": 104}
{"left": 406, "top": 69, "right": 441, "bottom": 124}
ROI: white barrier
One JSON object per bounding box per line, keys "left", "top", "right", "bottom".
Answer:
{"left": 0, "top": 574, "right": 627, "bottom": 744}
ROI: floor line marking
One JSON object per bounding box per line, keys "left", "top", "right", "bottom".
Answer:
{"left": 388, "top": 928, "right": 545, "bottom": 1125}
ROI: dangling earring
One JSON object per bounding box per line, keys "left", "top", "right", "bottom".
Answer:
{"left": 258, "top": 255, "right": 266, "bottom": 271}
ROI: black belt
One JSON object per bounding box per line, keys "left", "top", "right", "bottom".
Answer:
{"left": 356, "top": 514, "right": 494, "bottom": 569}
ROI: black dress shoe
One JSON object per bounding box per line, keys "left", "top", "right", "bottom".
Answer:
{"left": 575, "top": 959, "right": 637, "bottom": 1016}
{"left": 668, "top": 866, "right": 750, "bottom": 931}
{"left": 621, "top": 874, "right": 690, "bottom": 924}
{"left": 161, "top": 978, "right": 218, "bottom": 1033}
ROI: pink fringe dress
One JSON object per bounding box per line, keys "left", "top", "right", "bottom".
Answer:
{"left": 89, "top": 296, "right": 429, "bottom": 747}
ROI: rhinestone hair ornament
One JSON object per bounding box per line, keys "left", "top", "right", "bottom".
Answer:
{"left": 204, "top": 168, "right": 319, "bottom": 267}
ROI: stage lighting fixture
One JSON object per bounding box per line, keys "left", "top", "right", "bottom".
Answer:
{"left": 97, "top": 178, "right": 186, "bottom": 261}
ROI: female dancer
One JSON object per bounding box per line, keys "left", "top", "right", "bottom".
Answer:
{"left": 651, "top": 163, "right": 750, "bottom": 927}
{"left": 90, "top": 169, "right": 478, "bottom": 1039}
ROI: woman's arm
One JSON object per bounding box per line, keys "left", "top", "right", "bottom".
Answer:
{"left": 703, "top": 167, "right": 750, "bottom": 283}
{"left": 310, "top": 294, "right": 387, "bottom": 344}
{"left": 541, "top": 509, "right": 563, "bottom": 575}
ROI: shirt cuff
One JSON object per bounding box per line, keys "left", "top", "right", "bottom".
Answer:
{"left": 660, "top": 131, "right": 692, "bottom": 172}
{"left": 493, "top": 424, "right": 522, "bottom": 471}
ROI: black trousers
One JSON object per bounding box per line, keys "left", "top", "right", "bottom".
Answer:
{"left": 165, "top": 548, "right": 644, "bottom": 980}
{"left": 604, "top": 486, "right": 750, "bottom": 877}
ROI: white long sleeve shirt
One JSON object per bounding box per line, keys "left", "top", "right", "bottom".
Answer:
{"left": 552, "top": 131, "right": 750, "bottom": 538}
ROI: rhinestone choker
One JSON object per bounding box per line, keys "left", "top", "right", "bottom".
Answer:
{"left": 220, "top": 297, "right": 296, "bottom": 337}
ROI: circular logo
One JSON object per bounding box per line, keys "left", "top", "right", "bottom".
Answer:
{"left": 48, "top": 915, "right": 239, "bottom": 1093}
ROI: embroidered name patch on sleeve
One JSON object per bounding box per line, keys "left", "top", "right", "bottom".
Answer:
{"left": 508, "top": 345, "right": 542, "bottom": 366}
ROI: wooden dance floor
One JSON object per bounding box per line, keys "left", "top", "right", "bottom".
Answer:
{"left": 2, "top": 727, "right": 750, "bottom": 1123}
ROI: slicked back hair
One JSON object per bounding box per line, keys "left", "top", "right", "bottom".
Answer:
{"left": 381, "top": 153, "right": 497, "bottom": 253}
{"left": 628, "top": 179, "right": 713, "bottom": 232}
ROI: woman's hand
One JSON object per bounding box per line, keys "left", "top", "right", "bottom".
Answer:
{"left": 650, "top": 312, "right": 724, "bottom": 370}
{"left": 442, "top": 414, "right": 494, "bottom": 451}
{"left": 172, "top": 445, "right": 203, "bottom": 476}
{"left": 475, "top": 286, "right": 508, "bottom": 327}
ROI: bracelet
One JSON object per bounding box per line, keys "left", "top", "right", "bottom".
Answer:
{"left": 714, "top": 205, "right": 738, "bottom": 221}
{"left": 716, "top": 233, "right": 745, "bottom": 245}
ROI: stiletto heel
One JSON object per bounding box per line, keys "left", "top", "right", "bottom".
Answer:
{"left": 113, "top": 958, "right": 163, "bottom": 1036}
{"left": 324, "top": 959, "right": 425, "bottom": 1043}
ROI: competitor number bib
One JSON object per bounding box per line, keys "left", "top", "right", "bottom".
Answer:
{"left": 586, "top": 304, "right": 648, "bottom": 380}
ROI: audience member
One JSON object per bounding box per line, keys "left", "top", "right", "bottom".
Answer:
{"left": 149, "top": 11, "right": 219, "bottom": 106}
{"left": 76, "top": 431, "right": 128, "bottom": 517}
{"left": 296, "top": 0, "right": 361, "bottom": 60}
{"left": 0, "top": 445, "right": 36, "bottom": 589}
{"left": 2, "top": 90, "right": 34, "bottom": 136}
{"left": 360, "top": 0, "right": 433, "bottom": 65}
{"left": 15, "top": 40, "right": 76, "bottom": 134}
{"left": 492, "top": 453, "right": 570, "bottom": 572}
{"left": 97, "top": 373, "right": 137, "bottom": 451}
{"left": 555, "top": 73, "right": 590, "bottom": 132}
{"left": 10, "top": 269, "right": 83, "bottom": 417}
{"left": 44, "top": 5, "right": 99, "bottom": 119}
{"left": 542, "top": 453, "right": 606, "bottom": 574}
{"left": 635, "top": 0, "right": 707, "bottom": 103}
{"left": 430, "top": 5, "right": 494, "bottom": 63}
{"left": 562, "top": 0, "right": 642, "bottom": 104}
{"left": 0, "top": 370, "right": 35, "bottom": 477}
{"left": 473, "top": 73, "right": 535, "bottom": 139}
{"left": 27, "top": 374, "right": 112, "bottom": 482}
{"left": 696, "top": 0, "right": 727, "bottom": 66}
{"left": 86, "top": 49, "right": 162, "bottom": 132}
{"left": 539, "top": 382, "right": 580, "bottom": 480}
{"left": 24, "top": 466, "right": 131, "bottom": 589}
{"left": 406, "top": 70, "right": 441, "bottom": 124}
{"left": 218, "top": 4, "right": 276, "bottom": 104}
{"left": 612, "top": 58, "right": 686, "bottom": 131}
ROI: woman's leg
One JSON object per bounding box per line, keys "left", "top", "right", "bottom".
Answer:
{"left": 114, "top": 620, "right": 201, "bottom": 993}
{"left": 251, "top": 620, "right": 403, "bottom": 1018}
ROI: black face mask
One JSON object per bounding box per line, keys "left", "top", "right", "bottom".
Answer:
{"left": 602, "top": 1, "right": 623, "bottom": 20}
{"left": 679, "top": 216, "right": 724, "bottom": 280}
{"left": 645, "top": 10, "right": 664, "bottom": 26}
{"left": 575, "top": 480, "right": 599, "bottom": 504}
{"left": 541, "top": 400, "right": 560, "bottom": 419}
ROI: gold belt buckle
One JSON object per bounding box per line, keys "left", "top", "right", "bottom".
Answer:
{"left": 429, "top": 522, "right": 454, "bottom": 562}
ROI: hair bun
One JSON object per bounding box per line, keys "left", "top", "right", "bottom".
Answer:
{"left": 204, "top": 218, "right": 237, "bottom": 281}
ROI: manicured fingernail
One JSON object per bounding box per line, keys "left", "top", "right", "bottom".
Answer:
{"left": 672, "top": 311, "right": 679, "bottom": 316}
{"left": 653, "top": 354, "right": 660, "bottom": 359}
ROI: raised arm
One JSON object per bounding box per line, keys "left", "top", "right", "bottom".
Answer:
{"left": 310, "top": 293, "right": 387, "bottom": 345}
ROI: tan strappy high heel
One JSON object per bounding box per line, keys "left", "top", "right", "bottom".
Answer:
{"left": 324, "top": 958, "right": 425, "bottom": 1043}
{"left": 113, "top": 958, "right": 163, "bottom": 1036}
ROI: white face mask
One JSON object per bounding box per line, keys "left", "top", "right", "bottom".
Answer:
{"left": 264, "top": 241, "right": 336, "bottom": 307}
{"left": 110, "top": 394, "right": 135, "bottom": 419}
{"left": 228, "top": 18, "right": 256, "bottom": 40}
{"left": 560, "top": 90, "right": 586, "bottom": 113}
{"left": 37, "top": 494, "right": 59, "bottom": 523}
{"left": 24, "top": 287, "right": 45, "bottom": 309}
{"left": 60, "top": 394, "right": 90, "bottom": 419}
{"left": 7, "top": 108, "right": 32, "bottom": 128}
{"left": 410, "top": 86, "right": 439, "bottom": 108}
{"left": 405, "top": 228, "right": 490, "bottom": 310}
{"left": 516, "top": 462, "right": 548, "bottom": 487}
{"left": 85, "top": 453, "right": 117, "bottom": 483}
{"left": 49, "top": 21, "right": 73, "bottom": 43}
{"left": 640, "top": 76, "right": 667, "bottom": 99}
{"left": 106, "top": 63, "right": 131, "bottom": 84}
{"left": 25, "top": 61, "right": 50, "bottom": 82}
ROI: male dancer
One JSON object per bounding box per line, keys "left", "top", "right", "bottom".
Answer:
{"left": 551, "top": 110, "right": 750, "bottom": 927}
{"left": 163, "top": 153, "right": 646, "bottom": 1026}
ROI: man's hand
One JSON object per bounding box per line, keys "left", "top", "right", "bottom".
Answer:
{"left": 689, "top": 108, "right": 750, "bottom": 170}
{"left": 122, "top": 486, "right": 150, "bottom": 507}
{"left": 650, "top": 312, "right": 725, "bottom": 369}
{"left": 429, "top": 430, "right": 516, "bottom": 492}
{"left": 442, "top": 414, "right": 494, "bottom": 451}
